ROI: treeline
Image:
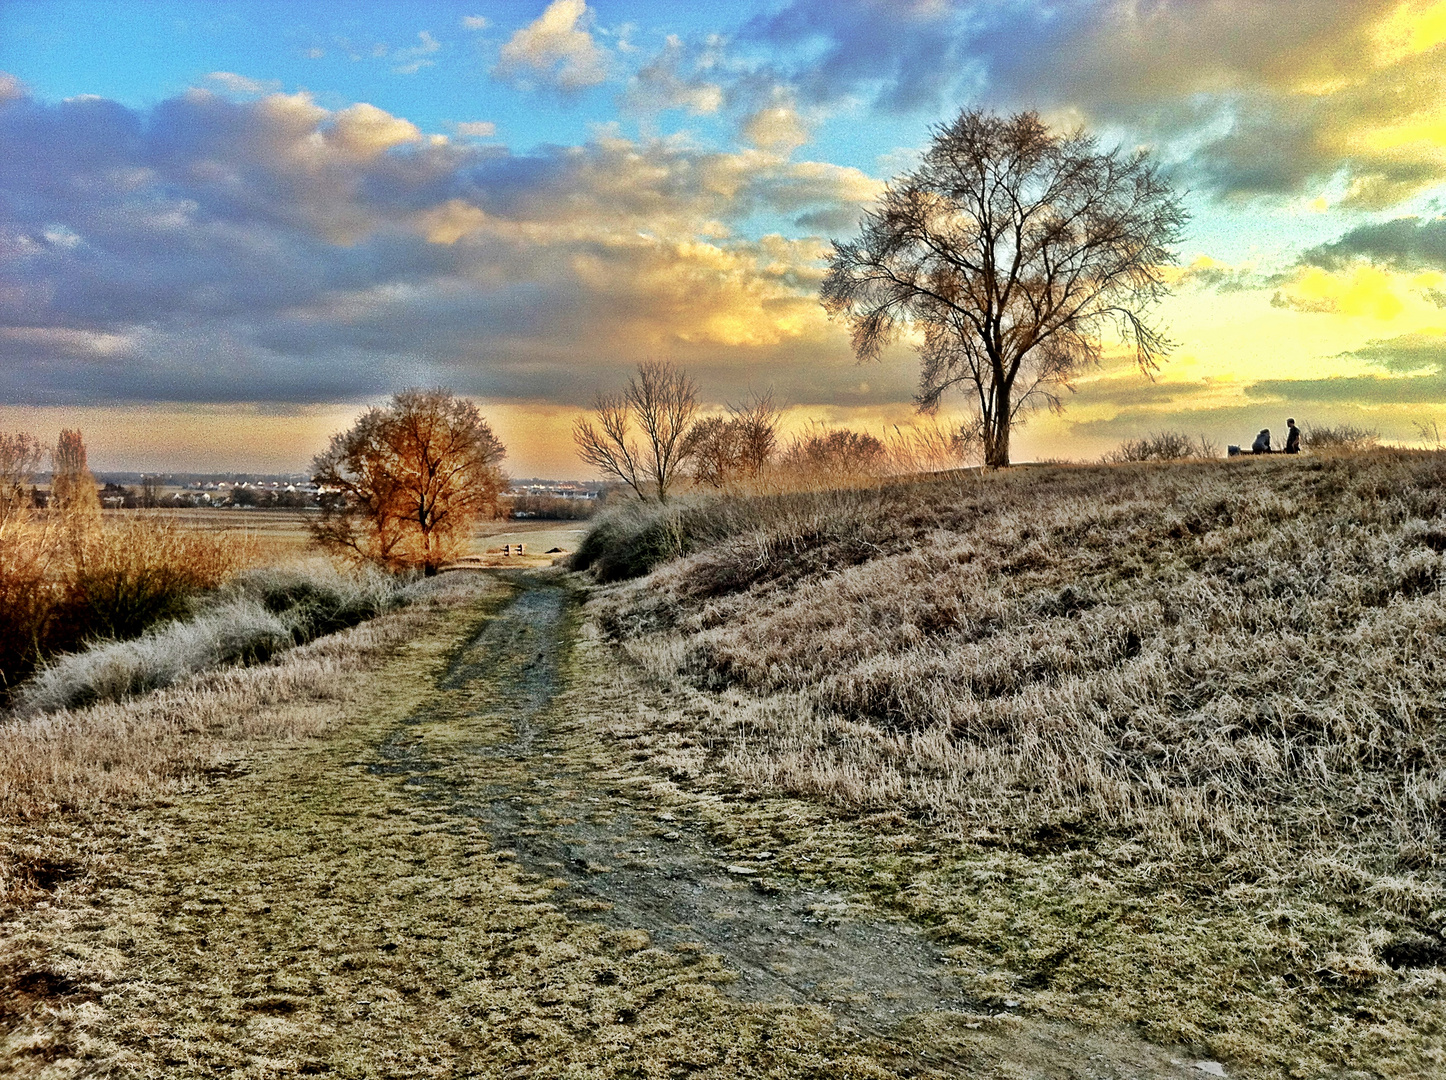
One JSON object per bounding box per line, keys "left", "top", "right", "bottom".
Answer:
{"left": 576, "top": 363, "right": 972, "bottom": 501}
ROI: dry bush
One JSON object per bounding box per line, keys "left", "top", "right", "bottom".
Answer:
{"left": 17, "top": 564, "right": 410, "bottom": 714}
{"left": 0, "top": 577, "right": 473, "bottom": 830}
{"left": 0, "top": 518, "right": 64, "bottom": 697}
{"left": 1104, "top": 430, "right": 1217, "bottom": 462}
{"left": 0, "top": 514, "right": 258, "bottom": 697}
{"left": 592, "top": 452, "right": 1446, "bottom": 907}
{"left": 1305, "top": 422, "right": 1379, "bottom": 452}
{"left": 64, "top": 516, "right": 256, "bottom": 641}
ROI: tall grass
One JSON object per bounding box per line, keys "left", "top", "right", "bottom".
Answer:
{"left": 1103, "top": 430, "right": 1217, "bottom": 462}
{"left": 0, "top": 514, "right": 253, "bottom": 698}
{"left": 589, "top": 451, "right": 1446, "bottom": 896}
{"left": 1304, "top": 422, "right": 1379, "bottom": 452}
{"left": 15, "top": 564, "right": 412, "bottom": 714}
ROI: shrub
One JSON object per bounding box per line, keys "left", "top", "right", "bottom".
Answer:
{"left": 1104, "top": 430, "right": 1217, "bottom": 462}
{"left": 227, "top": 564, "right": 405, "bottom": 641}
{"left": 0, "top": 518, "right": 63, "bottom": 696}
{"left": 1304, "top": 423, "right": 1379, "bottom": 452}
{"left": 18, "top": 600, "right": 294, "bottom": 713}
{"left": 61, "top": 517, "right": 252, "bottom": 642}
{"left": 15, "top": 565, "right": 413, "bottom": 713}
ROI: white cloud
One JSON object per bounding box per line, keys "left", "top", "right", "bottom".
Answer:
{"left": 205, "top": 72, "right": 278, "bottom": 95}
{"left": 461, "top": 15, "right": 488, "bottom": 30}
{"left": 392, "top": 30, "right": 441, "bottom": 75}
{"left": 454, "top": 120, "right": 498, "bottom": 138}
{"left": 621, "top": 34, "right": 724, "bottom": 115}
{"left": 493, "top": 0, "right": 608, "bottom": 92}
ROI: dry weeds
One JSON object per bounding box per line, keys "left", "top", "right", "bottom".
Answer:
{"left": 583, "top": 450, "right": 1446, "bottom": 1074}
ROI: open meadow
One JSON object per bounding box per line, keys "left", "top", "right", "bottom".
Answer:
{"left": 142, "top": 509, "right": 590, "bottom": 567}
{"left": 3, "top": 450, "right": 1446, "bottom": 1078}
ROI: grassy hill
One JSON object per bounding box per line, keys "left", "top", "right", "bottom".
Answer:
{"left": 578, "top": 450, "right": 1446, "bottom": 1075}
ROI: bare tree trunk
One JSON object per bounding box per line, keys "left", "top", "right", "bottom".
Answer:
{"left": 985, "top": 380, "right": 1012, "bottom": 468}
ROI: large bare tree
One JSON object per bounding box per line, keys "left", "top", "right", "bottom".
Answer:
{"left": 311, "top": 389, "right": 507, "bottom": 575}
{"left": 574, "top": 361, "right": 698, "bottom": 502}
{"left": 821, "top": 110, "right": 1187, "bottom": 467}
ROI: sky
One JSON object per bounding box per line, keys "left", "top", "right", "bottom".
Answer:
{"left": 3, "top": 0, "right": 1446, "bottom": 476}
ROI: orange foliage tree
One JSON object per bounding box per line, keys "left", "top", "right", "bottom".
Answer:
{"left": 310, "top": 389, "right": 508, "bottom": 575}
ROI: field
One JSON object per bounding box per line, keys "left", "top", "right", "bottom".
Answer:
{"left": 4, "top": 451, "right": 1445, "bottom": 1078}
{"left": 141, "top": 509, "right": 590, "bottom": 566}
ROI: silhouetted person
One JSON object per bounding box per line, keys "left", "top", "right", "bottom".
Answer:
{"left": 1284, "top": 418, "right": 1301, "bottom": 454}
{"left": 1252, "top": 429, "right": 1272, "bottom": 454}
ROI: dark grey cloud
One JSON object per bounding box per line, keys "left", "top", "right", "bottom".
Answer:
{"left": 1304, "top": 217, "right": 1446, "bottom": 272}
{"left": 1344, "top": 331, "right": 1446, "bottom": 376}
{"left": 742, "top": 0, "right": 984, "bottom": 113}
{"left": 1246, "top": 373, "right": 1446, "bottom": 406}
{"left": 0, "top": 83, "right": 878, "bottom": 408}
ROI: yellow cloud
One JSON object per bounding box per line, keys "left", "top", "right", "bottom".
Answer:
{"left": 494, "top": 0, "right": 607, "bottom": 91}
{"left": 1279, "top": 264, "right": 1408, "bottom": 319}
{"left": 417, "top": 200, "right": 490, "bottom": 245}
{"left": 330, "top": 102, "right": 422, "bottom": 154}
{"left": 1374, "top": 0, "right": 1446, "bottom": 63}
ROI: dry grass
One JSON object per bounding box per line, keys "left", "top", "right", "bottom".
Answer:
{"left": 0, "top": 513, "right": 258, "bottom": 698}
{"left": 1103, "top": 430, "right": 1218, "bottom": 462}
{"left": 0, "top": 576, "right": 472, "bottom": 838}
{"left": 594, "top": 452, "right": 1446, "bottom": 857}
{"left": 581, "top": 450, "right": 1446, "bottom": 1071}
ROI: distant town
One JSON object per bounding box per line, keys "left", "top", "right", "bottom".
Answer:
{"left": 27, "top": 474, "right": 606, "bottom": 517}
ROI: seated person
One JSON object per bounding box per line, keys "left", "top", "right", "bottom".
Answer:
{"left": 1285, "top": 418, "right": 1301, "bottom": 454}
{"left": 1252, "top": 428, "right": 1272, "bottom": 454}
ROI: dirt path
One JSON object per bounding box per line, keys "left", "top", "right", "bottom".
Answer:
{"left": 368, "top": 571, "right": 1216, "bottom": 1078}
{"left": 379, "top": 575, "right": 972, "bottom": 1034}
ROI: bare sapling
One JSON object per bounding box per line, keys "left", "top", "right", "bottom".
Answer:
{"left": 575, "top": 361, "right": 698, "bottom": 502}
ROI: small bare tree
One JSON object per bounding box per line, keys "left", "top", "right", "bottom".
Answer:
{"left": 0, "top": 432, "right": 46, "bottom": 529}
{"left": 575, "top": 361, "right": 698, "bottom": 501}
{"left": 822, "top": 109, "right": 1187, "bottom": 467}
{"left": 311, "top": 389, "right": 507, "bottom": 575}
{"left": 684, "top": 391, "right": 781, "bottom": 490}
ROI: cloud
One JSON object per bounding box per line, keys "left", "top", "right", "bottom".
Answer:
{"left": 1346, "top": 329, "right": 1446, "bottom": 374}
{"left": 1305, "top": 216, "right": 1446, "bottom": 271}
{"left": 461, "top": 15, "right": 489, "bottom": 31}
{"left": 1246, "top": 372, "right": 1446, "bottom": 405}
{"left": 493, "top": 0, "right": 608, "bottom": 92}
{"left": 743, "top": 0, "right": 979, "bottom": 114}
{"left": 391, "top": 30, "right": 441, "bottom": 75}
{"left": 971, "top": 1, "right": 1446, "bottom": 206}
{"left": 0, "top": 83, "right": 886, "bottom": 409}
{"left": 453, "top": 120, "right": 497, "bottom": 138}
{"left": 741, "top": 103, "right": 810, "bottom": 154}
{"left": 205, "top": 72, "right": 279, "bottom": 96}
{"left": 620, "top": 34, "right": 724, "bottom": 115}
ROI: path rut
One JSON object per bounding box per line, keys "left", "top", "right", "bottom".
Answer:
{"left": 374, "top": 573, "right": 969, "bottom": 1034}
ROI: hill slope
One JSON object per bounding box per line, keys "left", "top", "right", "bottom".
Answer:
{"left": 582, "top": 451, "right": 1446, "bottom": 1075}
